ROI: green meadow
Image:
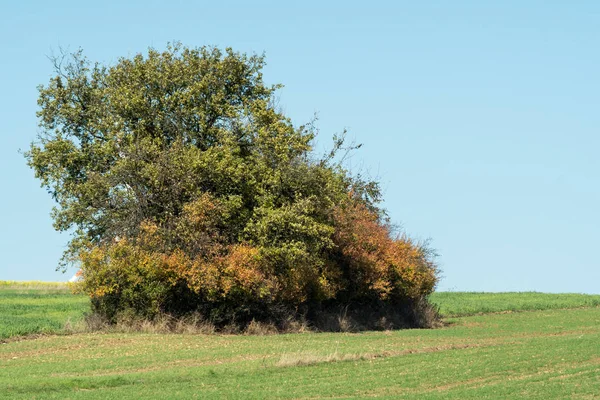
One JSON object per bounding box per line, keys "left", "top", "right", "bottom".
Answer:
{"left": 0, "top": 282, "right": 88, "bottom": 340}
{"left": 1, "top": 282, "right": 599, "bottom": 398}
{"left": 429, "top": 291, "right": 600, "bottom": 316}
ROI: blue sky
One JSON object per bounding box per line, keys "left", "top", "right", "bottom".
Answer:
{"left": 1, "top": 1, "right": 598, "bottom": 293}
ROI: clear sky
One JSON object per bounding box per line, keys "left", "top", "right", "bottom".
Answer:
{"left": 1, "top": 1, "right": 598, "bottom": 293}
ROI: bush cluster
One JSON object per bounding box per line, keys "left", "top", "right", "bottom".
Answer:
{"left": 27, "top": 44, "right": 439, "bottom": 330}
{"left": 78, "top": 195, "right": 437, "bottom": 328}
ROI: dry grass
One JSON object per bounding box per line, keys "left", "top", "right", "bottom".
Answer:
{"left": 82, "top": 311, "right": 314, "bottom": 336}
{"left": 80, "top": 302, "right": 437, "bottom": 336}
{"left": 276, "top": 351, "right": 386, "bottom": 367}
{"left": 275, "top": 342, "right": 489, "bottom": 368}
{"left": 244, "top": 320, "right": 280, "bottom": 335}
{"left": 82, "top": 312, "right": 217, "bottom": 335}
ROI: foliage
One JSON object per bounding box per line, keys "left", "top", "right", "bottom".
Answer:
{"left": 26, "top": 44, "right": 439, "bottom": 328}
{"left": 332, "top": 200, "right": 437, "bottom": 301}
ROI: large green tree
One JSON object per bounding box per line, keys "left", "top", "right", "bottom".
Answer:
{"left": 27, "top": 44, "right": 438, "bottom": 330}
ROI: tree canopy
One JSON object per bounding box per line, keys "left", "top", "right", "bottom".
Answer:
{"left": 26, "top": 44, "right": 438, "bottom": 330}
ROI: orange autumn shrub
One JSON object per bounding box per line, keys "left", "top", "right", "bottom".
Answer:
{"left": 183, "top": 244, "right": 277, "bottom": 302}
{"left": 78, "top": 217, "right": 281, "bottom": 323}
{"left": 332, "top": 200, "right": 392, "bottom": 299}
{"left": 386, "top": 237, "right": 438, "bottom": 300}
{"left": 332, "top": 198, "right": 438, "bottom": 303}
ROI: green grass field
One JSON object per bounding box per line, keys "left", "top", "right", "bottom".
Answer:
{"left": 0, "top": 282, "right": 88, "bottom": 340}
{"left": 429, "top": 291, "right": 600, "bottom": 316}
{"left": 1, "top": 282, "right": 599, "bottom": 398}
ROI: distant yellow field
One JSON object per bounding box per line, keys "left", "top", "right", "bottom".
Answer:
{"left": 0, "top": 281, "right": 69, "bottom": 290}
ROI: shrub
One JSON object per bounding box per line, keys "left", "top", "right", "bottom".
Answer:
{"left": 332, "top": 198, "right": 438, "bottom": 302}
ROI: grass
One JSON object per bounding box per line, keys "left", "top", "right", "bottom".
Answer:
{"left": 429, "top": 291, "right": 600, "bottom": 317}
{"left": 0, "top": 281, "right": 88, "bottom": 340}
{"left": 1, "top": 283, "right": 599, "bottom": 398}
{"left": 2, "top": 307, "right": 599, "bottom": 398}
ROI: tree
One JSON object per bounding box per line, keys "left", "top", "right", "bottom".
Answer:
{"left": 26, "top": 44, "right": 439, "bottom": 330}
